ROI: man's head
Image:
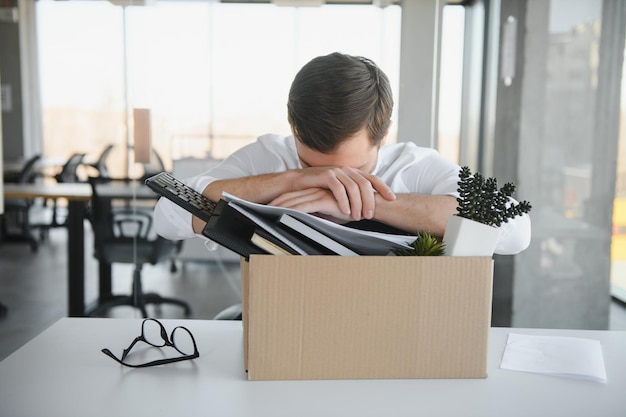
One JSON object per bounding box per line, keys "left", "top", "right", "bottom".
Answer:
{"left": 287, "top": 52, "right": 394, "bottom": 155}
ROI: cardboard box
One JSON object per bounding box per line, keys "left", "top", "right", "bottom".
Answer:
{"left": 242, "top": 255, "right": 494, "bottom": 381}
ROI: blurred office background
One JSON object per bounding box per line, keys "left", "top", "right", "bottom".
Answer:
{"left": 1, "top": 0, "right": 626, "bottom": 351}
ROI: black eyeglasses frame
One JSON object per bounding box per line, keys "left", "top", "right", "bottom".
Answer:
{"left": 101, "top": 318, "right": 199, "bottom": 368}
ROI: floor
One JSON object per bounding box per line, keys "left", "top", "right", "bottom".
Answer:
{"left": 1, "top": 218, "right": 626, "bottom": 363}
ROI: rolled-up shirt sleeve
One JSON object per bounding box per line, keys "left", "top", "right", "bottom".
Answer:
{"left": 494, "top": 211, "right": 531, "bottom": 255}
{"left": 152, "top": 169, "right": 220, "bottom": 241}
{"left": 154, "top": 197, "right": 197, "bottom": 241}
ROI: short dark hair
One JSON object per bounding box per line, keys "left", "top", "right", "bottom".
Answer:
{"left": 287, "top": 52, "right": 393, "bottom": 153}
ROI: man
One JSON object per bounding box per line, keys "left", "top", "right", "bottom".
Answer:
{"left": 155, "top": 52, "right": 530, "bottom": 255}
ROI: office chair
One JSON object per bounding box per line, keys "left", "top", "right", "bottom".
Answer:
{"left": 1, "top": 154, "right": 42, "bottom": 252}
{"left": 55, "top": 152, "right": 86, "bottom": 183}
{"left": 3, "top": 154, "right": 41, "bottom": 184}
{"left": 88, "top": 144, "right": 114, "bottom": 179}
{"left": 214, "top": 303, "right": 242, "bottom": 320}
{"left": 86, "top": 177, "right": 191, "bottom": 318}
{"left": 39, "top": 153, "right": 87, "bottom": 235}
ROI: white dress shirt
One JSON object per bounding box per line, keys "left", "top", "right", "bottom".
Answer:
{"left": 154, "top": 134, "right": 531, "bottom": 255}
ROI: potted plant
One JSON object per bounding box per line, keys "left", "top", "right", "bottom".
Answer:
{"left": 443, "top": 166, "right": 532, "bottom": 256}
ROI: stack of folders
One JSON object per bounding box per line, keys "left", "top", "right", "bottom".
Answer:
{"left": 144, "top": 172, "right": 416, "bottom": 260}
{"left": 200, "top": 193, "right": 417, "bottom": 259}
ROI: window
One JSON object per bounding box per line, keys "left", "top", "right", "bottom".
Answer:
{"left": 611, "top": 31, "right": 626, "bottom": 303}
{"left": 36, "top": 1, "right": 401, "bottom": 178}
{"left": 437, "top": 5, "right": 465, "bottom": 164}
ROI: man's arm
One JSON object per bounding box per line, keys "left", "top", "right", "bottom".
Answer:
{"left": 192, "top": 171, "right": 296, "bottom": 233}
{"left": 372, "top": 193, "right": 458, "bottom": 237}
{"left": 202, "top": 172, "right": 295, "bottom": 204}
{"left": 364, "top": 192, "right": 531, "bottom": 254}
{"left": 192, "top": 167, "right": 396, "bottom": 233}
{"left": 269, "top": 189, "right": 531, "bottom": 255}
{"left": 269, "top": 188, "right": 457, "bottom": 237}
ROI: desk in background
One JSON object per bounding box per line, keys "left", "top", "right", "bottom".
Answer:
{"left": 2, "top": 181, "right": 160, "bottom": 317}
{"left": 0, "top": 318, "right": 624, "bottom": 417}
{"left": 3, "top": 183, "right": 91, "bottom": 316}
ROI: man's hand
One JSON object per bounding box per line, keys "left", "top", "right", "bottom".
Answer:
{"left": 292, "top": 166, "right": 395, "bottom": 221}
{"left": 269, "top": 188, "right": 355, "bottom": 222}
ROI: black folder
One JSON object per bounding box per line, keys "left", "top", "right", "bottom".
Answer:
{"left": 201, "top": 199, "right": 267, "bottom": 259}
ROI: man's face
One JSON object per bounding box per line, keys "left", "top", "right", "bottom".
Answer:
{"left": 295, "top": 128, "right": 383, "bottom": 174}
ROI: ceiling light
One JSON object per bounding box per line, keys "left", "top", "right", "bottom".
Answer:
{"left": 271, "top": 0, "right": 325, "bottom": 7}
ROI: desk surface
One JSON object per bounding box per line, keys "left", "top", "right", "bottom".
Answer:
{"left": 3, "top": 182, "right": 92, "bottom": 200}
{"left": 3, "top": 181, "right": 156, "bottom": 201}
{"left": 93, "top": 180, "right": 158, "bottom": 199}
{"left": 0, "top": 318, "right": 624, "bottom": 417}
{"left": 3, "top": 181, "right": 158, "bottom": 317}
{"left": 3, "top": 182, "right": 159, "bottom": 201}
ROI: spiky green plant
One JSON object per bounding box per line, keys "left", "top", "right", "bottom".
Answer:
{"left": 456, "top": 166, "right": 532, "bottom": 227}
{"left": 393, "top": 232, "right": 445, "bottom": 256}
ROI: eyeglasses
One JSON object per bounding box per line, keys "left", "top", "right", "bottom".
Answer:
{"left": 101, "top": 318, "right": 199, "bottom": 368}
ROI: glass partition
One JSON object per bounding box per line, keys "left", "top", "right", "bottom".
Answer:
{"left": 512, "top": 0, "right": 621, "bottom": 329}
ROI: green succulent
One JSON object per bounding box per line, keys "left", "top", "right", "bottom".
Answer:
{"left": 393, "top": 232, "right": 445, "bottom": 256}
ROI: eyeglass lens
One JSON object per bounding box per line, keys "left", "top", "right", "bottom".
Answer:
{"left": 171, "top": 327, "right": 196, "bottom": 356}
{"left": 142, "top": 319, "right": 196, "bottom": 355}
{"left": 142, "top": 318, "right": 170, "bottom": 347}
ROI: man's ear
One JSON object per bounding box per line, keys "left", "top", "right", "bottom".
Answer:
{"left": 379, "top": 122, "right": 392, "bottom": 148}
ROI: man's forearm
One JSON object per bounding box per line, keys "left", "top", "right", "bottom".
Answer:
{"left": 191, "top": 171, "right": 299, "bottom": 234}
{"left": 372, "top": 193, "right": 458, "bottom": 237}
{"left": 203, "top": 171, "right": 299, "bottom": 203}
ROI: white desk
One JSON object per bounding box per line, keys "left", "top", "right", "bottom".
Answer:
{"left": 0, "top": 319, "right": 624, "bottom": 417}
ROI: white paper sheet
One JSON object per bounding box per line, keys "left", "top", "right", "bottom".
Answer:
{"left": 500, "top": 333, "right": 607, "bottom": 383}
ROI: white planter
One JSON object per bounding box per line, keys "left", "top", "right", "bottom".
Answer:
{"left": 442, "top": 215, "right": 500, "bottom": 257}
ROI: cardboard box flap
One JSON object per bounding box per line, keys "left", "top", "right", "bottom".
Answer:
{"left": 243, "top": 256, "right": 493, "bottom": 380}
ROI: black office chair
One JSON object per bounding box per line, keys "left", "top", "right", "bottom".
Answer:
{"left": 86, "top": 177, "right": 191, "bottom": 318}
{"left": 88, "top": 144, "right": 114, "bottom": 179}
{"left": 3, "top": 154, "right": 41, "bottom": 184}
{"left": 1, "top": 154, "right": 42, "bottom": 251}
{"left": 55, "top": 152, "right": 86, "bottom": 184}
{"left": 40, "top": 153, "right": 87, "bottom": 234}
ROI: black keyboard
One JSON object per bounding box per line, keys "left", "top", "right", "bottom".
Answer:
{"left": 145, "top": 172, "right": 217, "bottom": 222}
